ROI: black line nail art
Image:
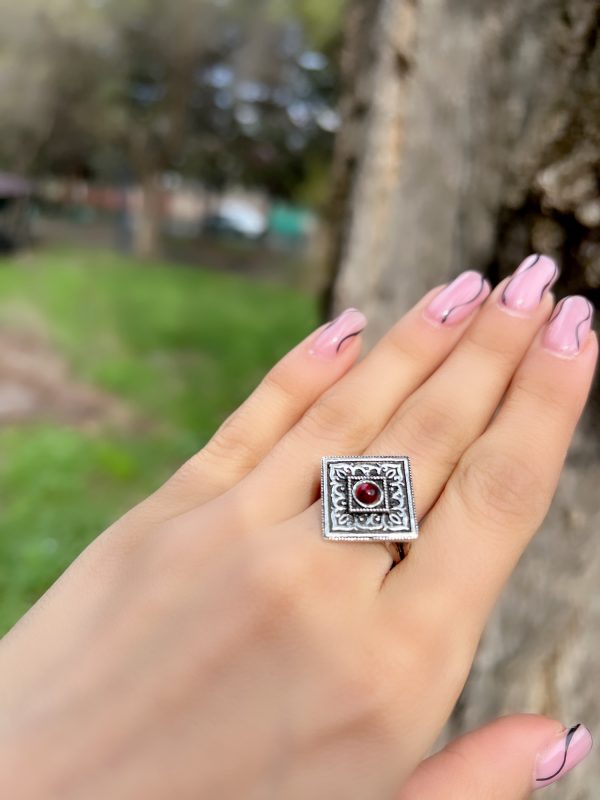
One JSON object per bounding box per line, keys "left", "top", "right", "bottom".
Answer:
{"left": 442, "top": 274, "right": 486, "bottom": 323}
{"left": 547, "top": 297, "right": 566, "bottom": 324}
{"left": 574, "top": 300, "right": 594, "bottom": 351}
{"left": 548, "top": 298, "right": 594, "bottom": 353}
{"left": 538, "top": 260, "right": 559, "bottom": 302}
{"left": 324, "top": 308, "right": 360, "bottom": 334}
{"left": 500, "top": 253, "right": 558, "bottom": 305}
{"left": 536, "top": 724, "right": 580, "bottom": 783}
{"left": 336, "top": 328, "right": 365, "bottom": 353}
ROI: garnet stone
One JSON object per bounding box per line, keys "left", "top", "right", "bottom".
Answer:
{"left": 353, "top": 480, "right": 383, "bottom": 507}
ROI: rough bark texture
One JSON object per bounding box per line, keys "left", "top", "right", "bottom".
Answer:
{"left": 330, "top": 1, "right": 600, "bottom": 796}
{"left": 331, "top": 0, "right": 600, "bottom": 325}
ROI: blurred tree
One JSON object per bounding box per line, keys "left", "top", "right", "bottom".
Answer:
{"left": 329, "top": 2, "right": 600, "bottom": 796}
{"left": 0, "top": 0, "right": 344, "bottom": 257}
{"left": 283, "top": 0, "right": 347, "bottom": 49}
{"left": 0, "top": 0, "right": 111, "bottom": 174}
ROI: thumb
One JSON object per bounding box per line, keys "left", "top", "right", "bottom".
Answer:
{"left": 398, "top": 715, "right": 593, "bottom": 799}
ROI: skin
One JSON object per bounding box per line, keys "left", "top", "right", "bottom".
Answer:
{"left": 0, "top": 272, "right": 596, "bottom": 799}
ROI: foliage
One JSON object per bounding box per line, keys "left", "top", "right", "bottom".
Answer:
{"left": 0, "top": 0, "right": 344, "bottom": 201}
{"left": 289, "top": 0, "right": 347, "bottom": 48}
{"left": 0, "top": 247, "right": 317, "bottom": 632}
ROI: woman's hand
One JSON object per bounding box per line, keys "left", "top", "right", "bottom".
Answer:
{"left": 0, "top": 255, "right": 595, "bottom": 799}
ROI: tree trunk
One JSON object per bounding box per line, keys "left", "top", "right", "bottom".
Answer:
{"left": 331, "top": 0, "right": 600, "bottom": 328}
{"left": 133, "top": 175, "right": 164, "bottom": 260}
{"left": 330, "top": 1, "right": 600, "bottom": 796}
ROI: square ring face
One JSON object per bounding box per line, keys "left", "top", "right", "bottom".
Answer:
{"left": 321, "top": 456, "right": 419, "bottom": 542}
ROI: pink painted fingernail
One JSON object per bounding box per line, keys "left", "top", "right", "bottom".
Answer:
{"left": 310, "top": 308, "right": 367, "bottom": 360}
{"left": 543, "top": 296, "right": 594, "bottom": 358}
{"left": 533, "top": 724, "right": 593, "bottom": 790}
{"left": 500, "top": 254, "right": 559, "bottom": 313}
{"left": 424, "top": 271, "right": 490, "bottom": 326}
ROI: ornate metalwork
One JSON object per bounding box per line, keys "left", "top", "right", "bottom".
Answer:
{"left": 321, "top": 456, "right": 419, "bottom": 542}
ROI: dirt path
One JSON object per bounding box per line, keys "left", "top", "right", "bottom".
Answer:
{"left": 0, "top": 326, "right": 133, "bottom": 430}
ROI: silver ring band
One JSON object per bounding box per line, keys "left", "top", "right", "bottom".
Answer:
{"left": 383, "top": 541, "right": 410, "bottom": 565}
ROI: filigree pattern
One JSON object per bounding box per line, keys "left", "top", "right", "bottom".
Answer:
{"left": 321, "top": 457, "right": 419, "bottom": 541}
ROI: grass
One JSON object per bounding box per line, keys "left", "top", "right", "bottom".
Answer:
{"left": 0, "top": 247, "right": 318, "bottom": 632}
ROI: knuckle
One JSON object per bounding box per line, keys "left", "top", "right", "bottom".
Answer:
{"left": 259, "top": 362, "right": 298, "bottom": 409}
{"left": 394, "top": 400, "right": 464, "bottom": 466}
{"left": 455, "top": 446, "right": 544, "bottom": 526}
{"left": 508, "top": 373, "right": 566, "bottom": 418}
{"left": 299, "top": 392, "right": 371, "bottom": 444}
{"left": 202, "top": 412, "right": 256, "bottom": 471}
{"left": 384, "top": 323, "right": 427, "bottom": 367}
{"left": 165, "top": 431, "right": 247, "bottom": 499}
{"left": 462, "top": 332, "right": 516, "bottom": 371}
{"left": 165, "top": 452, "right": 208, "bottom": 491}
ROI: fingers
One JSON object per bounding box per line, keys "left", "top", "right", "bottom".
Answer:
{"left": 136, "top": 309, "right": 368, "bottom": 521}
{"left": 368, "top": 255, "right": 558, "bottom": 520}
{"left": 398, "top": 716, "right": 593, "bottom": 799}
{"left": 301, "top": 254, "right": 556, "bottom": 581}
{"left": 385, "top": 295, "right": 597, "bottom": 630}
{"left": 0, "top": 312, "right": 368, "bottom": 699}
{"left": 235, "top": 272, "right": 490, "bottom": 526}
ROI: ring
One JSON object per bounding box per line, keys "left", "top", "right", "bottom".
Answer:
{"left": 383, "top": 541, "right": 409, "bottom": 565}
{"left": 321, "top": 456, "right": 419, "bottom": 560}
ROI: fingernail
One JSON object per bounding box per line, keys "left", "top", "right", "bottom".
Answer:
{"left": 542, "top": 296, "right": 594, "bottom": 358}
{"left": 424, "top": 271, "right": 490, "bottom": 326}
{"left": 500, "top": 254, "right": 558, "bottom": 313}
{"left": 533, "top": 723, "right": 593, "bottom": 790}
{"left": 310, "top": 308, "right": 367, "bottom": 360}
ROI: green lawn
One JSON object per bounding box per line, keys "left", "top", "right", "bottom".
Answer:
{"left": 0, "top": 247, "right": 318, "bottom": 633}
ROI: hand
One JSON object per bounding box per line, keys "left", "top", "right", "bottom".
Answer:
{"left": 0, "top": 256, "right": 595, "bottom": 799}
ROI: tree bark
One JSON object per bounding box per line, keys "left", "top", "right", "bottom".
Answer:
{"left": 330, "top": 1, "right": 600, "bottom": 796}
{"left": 331, "top": 0, "right": 600, "bottom": 331}
{"left": 133, "top": 175, "right": 164, "bottom": 260}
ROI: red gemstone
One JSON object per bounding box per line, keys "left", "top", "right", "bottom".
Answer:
{"left": 354, "top": 480, "right": 382, "bottom": 506}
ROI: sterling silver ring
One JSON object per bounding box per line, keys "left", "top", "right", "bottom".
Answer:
{"left": 321, "top": 456, "right": 419, "bottom": 562}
